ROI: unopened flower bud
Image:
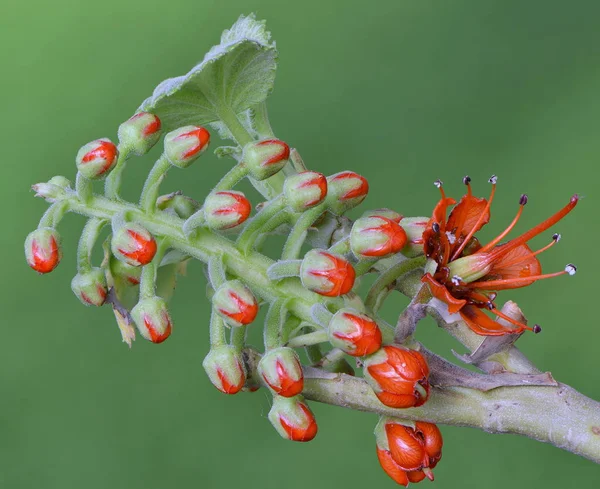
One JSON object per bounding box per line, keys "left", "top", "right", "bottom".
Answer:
{"left": 76, "top": 138, "right": 119, "bottom": 180}
{"left": 71, "top": 268, "right": 108, "bottom": 306}
{"left": 156, "top": 192, "right": 200, "bottom": 219}
{"left": 118, "top": 112, "right": 162, "bottom": 155}
{"left": 364, "top": 345, "right": 430, "bottom": 408}
{"left": 375, "top": 417, "right": 443, "bottom": 486}
{"left": 111, "top": 223, "right": 157, "bottom": 267}
{"left": 283, "top": 171, "right": 328, "bottom": 212}
{"left": 350, "top": 216, "right": 408, "bottom": 258}
{"left": 110, "top": 258, "right": 142, "bottom": 286}
{"left": 212, "top": 280, "right": 259, "bottom": 327}
{"left": 242, "top": 139, "right": 290, "bottom": 180}
{"left": 268, "top": 396, "right": 318, "bottom": 442}
{"left": 300, "top": 250, "right": 355, "bottom": 297}
{"left": 202, "top": 345, "right": 246, "bottom": 394}
{"left": 362, "top": 208, "right": 403, "bottom": 223}
{"left": 131, "top": 296, "right": 172, "bottom": 343}
{"left": 398, "top": 217, "right": 428, "bottom": 257}
{"left": 204, "top": 191, "right": 252, "bottom": 230}
{"left": 32, "top": 176, "right": 72, "bottom": 202}
{"left": 164, "top": 125, "right": 210, "bottom": 168}
{"left": 328, "top": 309, "right": 382, "bottom": 357}
{"left": 258, "top": 347, "right": 304, "bottom": 397}
{"left": 326, "top": 171, "right": 369, "bottom": 215}
{"left": 25, "top": 227, "right": 62, "bottom": 274}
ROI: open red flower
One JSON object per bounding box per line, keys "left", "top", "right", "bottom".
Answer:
{"left": 422, "top": 176, "right": 578, "bottom": 336}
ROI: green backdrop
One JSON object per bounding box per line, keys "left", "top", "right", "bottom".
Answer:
{"left": 2, "top": 0, "right": 599, "bottom": 487}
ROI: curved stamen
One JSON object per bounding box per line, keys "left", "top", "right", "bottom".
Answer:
{"left": 450, "top": 177, "right": 497, "bottom": 261}
{"left": 488, "top": 195, "right": 578, "bottom": 262}
{"left": 491, "top": 233, "right": 560, "bottom": 270}
{"left": 466, "top": 265, "right": 576, "bottom": 289}
{"left": 479, "top": 194, "right": 527, "bottom": 253}
{"left": 491, "top": 307, "right": 534, "bottom": 332}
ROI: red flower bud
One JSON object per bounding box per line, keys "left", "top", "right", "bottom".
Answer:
{"left": 283, "top": 171, "right": 328, "bottom": 212}
{"left": 242, "top": 138, "right": 290, "bottom": 180}
{"left": 204, "top": 191, "right": 252, "bottom": 230}
{"left": 111, "top": 223, "right": 157, "bottom": 267}
{"left": 364, "top": 345, "right": 430, "bottom": 408}
{"left": 25, "top": 227, "right": 62, "bottom": 274}
{"left": 328, "top": 308, "right": 382, "bottom": 357}
{"left": 71, "top": 268, "right": 108, "bottom": 306}
{"left": 76, "top": 138, "right": 119, "bottom": 180}
{"left": 362, "top": 208, "right": 403, "bottom": 223}
{"left": 164, "top": 125, "right": 210, "bottom": 168}
{"left": 131, "top": 296, "right": 172, "bottom": 343}
{"left": 350, "top": 216, "right": 408, "bottom": 258}
{"left": 212, "top": 280, "right": 259, "bottom": 327}
{"left": 300, "top": 249, "right": 356, "bottom": 297}
{"left": 268, "top": 396, "right": 318, "bottom": 442}
{"left": 258, "top": 347, "right": 304, "bottom": 397}
{"left": 326, "top": 171, "right": 369, "bottom": 215}
{"left": 118, "top": 112, "right": 162, "bottom": 155}
{"left": 375, "top": 417, "right": 443, "bottom": 486}
{"left": 202, "top": 345, "right": 246, "bottom": 394}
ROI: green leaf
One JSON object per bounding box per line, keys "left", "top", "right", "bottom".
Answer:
{"left": 138, "top": 14, "right": 277, "bottom": 131}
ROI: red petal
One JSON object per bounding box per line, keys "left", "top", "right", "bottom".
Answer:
{"left": 429, "top": 197, "right": 456, "bottom": 230}
{"left": 377, "top": 448, "right": 409, "bottom": 486}
{"left": 422, "top": 273, "right": 466, "bottom": 314}
{"left": 447, "top": 193, "right": 490, "bottom": 247}
{"left": 386, "top": 424, "right": 426, "bottom": 472}
{"left": 482, "top": 243, "right": 542, "bottom": 289}
{"left": 459, "top": 305, "right": 522, "bottom": 336}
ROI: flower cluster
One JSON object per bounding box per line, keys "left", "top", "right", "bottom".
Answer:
{"left": 25, "top": 15, "right": 581, "bottom": 487}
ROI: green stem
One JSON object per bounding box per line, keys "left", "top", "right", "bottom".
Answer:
{"left": 328, "top": 237, "right": 350, "bottom": 255}
{"left": 253, "top": 101, "right": 275, "bottom": 138}
{"left": 264, "top": 299, "right": 289, "bottom": 350}
{"left": 214, "top": 163, "right": 250, "bottom": 191}
{"left": 209, "top": 309, "right": 227, "bottom": 347}
{"left": 76, "top": 218, "right": 107, "bottom": 272}
{"left": 286, "top": 330, "right": 328, "bottom": 348}
{"left": 38, "top": 201, "right": 69, "bottom": 228}
{"left": 183, "top": 209, "right": 206, "bottom": 236}
{"left": 76, "top": 172, "right": 92, "bottom": 204}
{"left": 365, "top": 256, "right": 427, "bottom": 312}
{"left": 208, "top": 255, "right": 227, "bottom": 289}
{"left": 139, "top": 154, "right": 171, "bottom": 213}
{"left": 281, "top": 203, "right": 327, "bottom": 260}
{"left": 139, "top": 262, "right": 156, "bottom": 299}
{"left": 266, "top": 260, "right": 302, "bottom": 281}
{"left": 230, "top": 324, "right": 246, "bottom": 351}
{"left": 104, "top": 148, "right": 132, "bottom": 199}
{"left": 236, "top": 196, "right": 286, "bottom": 254}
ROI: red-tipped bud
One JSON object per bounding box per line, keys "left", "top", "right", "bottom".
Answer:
{"left": 300, "top": 250, "right": 355, "bottom": 297}
{"left": 258, "top": 347, "right": 304, "bottom": 397}
{"left": 75, "top": 138, "right": 119, "bottom": 180}
{"left": 362, "top": 208, "right": 403, "bottom": 223}
{"left": 375, "top": 417, "right": 443, "bottom": 485}
{"left": 110, "top": 258, "right": 142, "bottom": 286}
{"left": 164, "top": 125, "right": 210, "bottom": 168}
{"left": 25, "top": 227, "right": 62, "bottom": 274}
{"left": 212, "top": 280, "right": 259, "bottom": 327}
{"left": 328, "top": 309, "right": 382, "bottom": 357}
{"left": 398, "top": 217, "right": 428, "bottom": 257}
{"left": 202, "top": 345, "right": 246, "bottom": 394}
{"left": 268, "top": 396, "right": 318, "bottom": 442}
{"left": 118, "top": 112, "right": 162, "bottom": 155}
{"left": 326, "top": 171, "right": 369, "bottom": 215}
{"left": 204, "top": 191, "right": 252, "bottom": 230}
{"left": 156, "top": 192, "right": 200, "bottom": 219}
{"left": 111, "top": 223, "right": 157, "bottom": 267}
{"left": 242, "top": 138, "right": 290, "bottom": 181}
{"left": 283, "top": 171, "right": 328, "bottom": 212}
{"left": 131, "top": 296, "right": 172, "bottom": 343}
{"left": 71, "top": 268, "right": 108, "bottom": 306}
{"left": 350, "top": 216, "right": 408, "bottom": 258}
{"left": 364, "top": 345, "right": 430, "bottom": 408}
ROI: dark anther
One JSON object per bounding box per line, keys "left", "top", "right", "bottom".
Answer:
{"left": 486, "top": 302, "right": 494, "bottom": 310}
{"left": 519, "top": 194, "right": 528, "bottom": 205}
{"left": 488, "top": 174, "right": 498, "bottom": 184}
{"left": 533, "top": 324, "right": 542, "bottom": 334}
{"left": 552, "top": 233, "right": 561, "bottom": 242}
{"left": 462, "top": 175, "right": 471, "bottom": 185}
{"left": 432, "top": 222, "right": 440, "bottom": 233}
{"left": 434, "top": 179, "right": 443, "bottom": 188}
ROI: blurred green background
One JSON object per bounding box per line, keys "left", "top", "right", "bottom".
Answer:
{"left": 2, "top": 0, "right": 599, "bottom": 487}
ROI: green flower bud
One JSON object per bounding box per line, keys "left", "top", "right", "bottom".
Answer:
{"left": 258, "top": 347, "right": 304, "bottom": 397}
{"left": 117, "top": 112, "right": 162, "bottom": 155}
{"left": 283, "top": 171, "right": 328, "bottom": 212}
{"left": 156, "top": 192, "right": 200, "bottom": 219}
{"left": 131, "top": 296, "right": 172, "bottom": 344}
{"left": 202, "top": 345, "right": 246, "bottom": 394}
{"left": 204, "top": 191, "right": 252, "bottom": 230}
{"left": 75, "top": 138, "right": 119, "bottom": 180}
{"left": 25, "top": 227, "right": 62, "bottom": 274}
{"left": 326, "top": 171, "right": 369, "bottom": 215}
{"left": 71, "top": 268, "right": 108, "bottom": 307}
{"left": 164, "top": 126, "right": 210, "bottom": 168}
{"left": 242, "top": 139, "right": 290, "bottom": 180}
{"left": 212, "top": 280, "right": 259, "bottom": 327}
